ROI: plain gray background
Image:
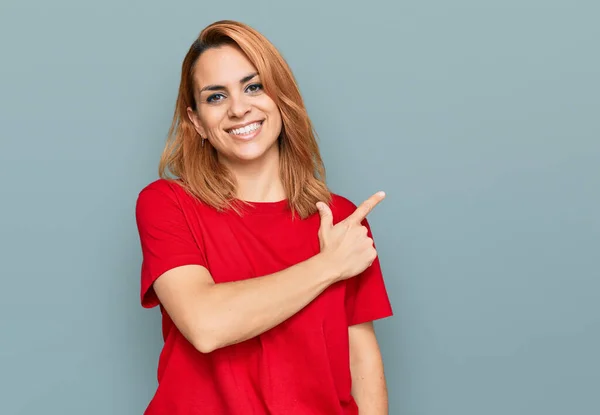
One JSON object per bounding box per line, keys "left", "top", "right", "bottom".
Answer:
{"left": 1, "top": 0, "right": 598, "bottom": 414}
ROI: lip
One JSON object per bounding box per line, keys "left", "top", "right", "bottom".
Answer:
{"left": 226, "top": 119, "right": 265, "bottom": 132}
{"left": 227, "top": 120, "right": 264, "bottom": 141}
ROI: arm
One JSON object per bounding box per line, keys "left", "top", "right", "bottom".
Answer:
{"left": 138, "top": 185, "right": 385, "bottom": 354}
{"left": 349, "top": 322, "right": 388, "bottom": 415}
{"left": 154, "top": 254, "right": 337, "bottom": 353}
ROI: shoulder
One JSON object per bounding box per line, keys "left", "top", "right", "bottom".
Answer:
{"left": 329, "top": 193, "right": 357, "bottom": 210}
{"left": 135, "top": 178, "right": 193, "bottom": 217}
{"left": 136, "top": 178, "right": 215, "bottom": 222}
{"left": 137, "top": 178, "right": 196, "bottom": 205}
{"left": 138, "top": 178, "right": 183, "bottom": 198}
{"left": 329, "top": 192, "right": 358, "bottom": 223}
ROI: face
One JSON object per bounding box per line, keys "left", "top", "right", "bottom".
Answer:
{"left": 187, "top": 44, "right": 283, "bottom": 167}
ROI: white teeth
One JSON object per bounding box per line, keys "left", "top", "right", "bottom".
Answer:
{"left": 229, "top": 122, "right": 261, "bottom": 136}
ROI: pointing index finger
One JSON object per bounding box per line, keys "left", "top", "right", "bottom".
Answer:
{"left": 346, "top": 191, "right": 386, "bottom": 224}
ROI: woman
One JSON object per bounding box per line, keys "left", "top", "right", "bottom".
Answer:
{"left": 135, "top": 20, "right": 393, "bottom": 414}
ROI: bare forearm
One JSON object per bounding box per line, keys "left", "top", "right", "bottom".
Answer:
{"left": 349, "top": 323, "right": 389, "bottom": 414}
{"left": 352, "top": 359, "right": 388, "bottom": 415}
{"left": 194, "top": 253, "right": 337, "bottom": 352}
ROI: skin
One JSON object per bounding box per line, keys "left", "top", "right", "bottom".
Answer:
{"left": 154, "top": 44, "right": 389, "bottom": 414}
{"left": 186, "top": 44, "right": 284, "bottom": 202}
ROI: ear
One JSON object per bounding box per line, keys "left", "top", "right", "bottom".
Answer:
{"left": 186, "top": 107, "right": 206, "bottom": 138}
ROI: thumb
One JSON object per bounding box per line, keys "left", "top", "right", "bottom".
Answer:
{"left": 316, "top": 202, "right": 333, "bottom": 230}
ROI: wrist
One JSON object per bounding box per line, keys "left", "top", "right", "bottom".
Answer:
{"left": 310, "top": 252, "right": 341, "bottom": 285}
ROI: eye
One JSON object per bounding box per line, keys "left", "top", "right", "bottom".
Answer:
{"left": 245, "top": 83, "right": 263, "bottom": 93}
{"left": 206, "top": 93, "right": 225, "bottom": 103}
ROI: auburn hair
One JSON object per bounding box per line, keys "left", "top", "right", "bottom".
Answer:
{"left": 158, "top": 20, "right": 331, "bottom": 219}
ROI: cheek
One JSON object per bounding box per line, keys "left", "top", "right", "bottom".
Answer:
{"left": 264, "top": 102, "right": 282, "bottom": 128}
{"left": 271, "top": 111, "right": 283, "bottom": 135}
{"left": 201, "top": 108, "right": 226, "bottom": 132}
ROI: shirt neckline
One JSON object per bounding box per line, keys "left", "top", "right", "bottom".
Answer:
{"left": 233, "top": 198, "right": 290, "bottom": 215}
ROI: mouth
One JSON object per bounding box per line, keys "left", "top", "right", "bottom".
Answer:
{"left": 226, "top": 120, "right": 264, "bottom": 140}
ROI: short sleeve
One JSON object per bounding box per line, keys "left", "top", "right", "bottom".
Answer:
{"left": 332, "top": 196, "right": 393, "bottom": 326}
{"left": 344, "top": 218, "right": 393, "bottom": 326}
{"left": 135, "top": 181, "right": 207, "bottom": 308}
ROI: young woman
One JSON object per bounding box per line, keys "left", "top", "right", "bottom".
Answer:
{"left": 135, "top": 20, "right": 393, "bottom": 415}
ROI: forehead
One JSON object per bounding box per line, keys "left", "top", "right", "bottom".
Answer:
{"left": 193, "top": 44, "right": 258, "bottom": 88}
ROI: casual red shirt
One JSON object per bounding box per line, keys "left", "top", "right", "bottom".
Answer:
{"left": 135, "top": 179, "right": 393, "bottom": 414}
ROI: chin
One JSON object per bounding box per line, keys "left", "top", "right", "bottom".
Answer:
{"left": 230, "top": 136, "right": 279, "bottom": 159}
{"left": 234, "top": 148, "right": 271, "bottom": 162}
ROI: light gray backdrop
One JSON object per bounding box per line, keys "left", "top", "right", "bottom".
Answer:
{"left": 1, "top": 0, "right": 598, "bottom": 414}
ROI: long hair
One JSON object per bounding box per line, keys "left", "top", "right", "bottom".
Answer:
{"left": 158, "top": 20, "right": 331, "bottom": 219}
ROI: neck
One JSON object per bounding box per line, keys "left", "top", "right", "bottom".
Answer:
{"left": 222, "top": 145, "right": 285, "bottom": 203}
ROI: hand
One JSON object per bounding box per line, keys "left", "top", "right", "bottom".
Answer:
{"left": 316, "top": 191, "right": 386, "bottom": 282}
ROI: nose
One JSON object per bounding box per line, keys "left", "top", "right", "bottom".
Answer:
{"left": 227, "top": 93, "right": 251, "bottom": 119}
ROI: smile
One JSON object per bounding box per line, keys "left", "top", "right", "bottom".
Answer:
{"left": 226, "top": 121, "right": 264, "bottom": 139}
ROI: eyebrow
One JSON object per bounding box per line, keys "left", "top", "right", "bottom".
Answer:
{"left": 199, "top": 72, "right": 259, "bottom": 93}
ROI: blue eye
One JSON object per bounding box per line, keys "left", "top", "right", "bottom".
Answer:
{"left": 206, "top": 93, "right": 225, "bottom": 103}
{"left": 246, "top": 83, "right": 263, "bottom": 93}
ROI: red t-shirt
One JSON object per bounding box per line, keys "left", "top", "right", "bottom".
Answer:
{"left": 135, "top": 179, "right": 393, "bottom": 414}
